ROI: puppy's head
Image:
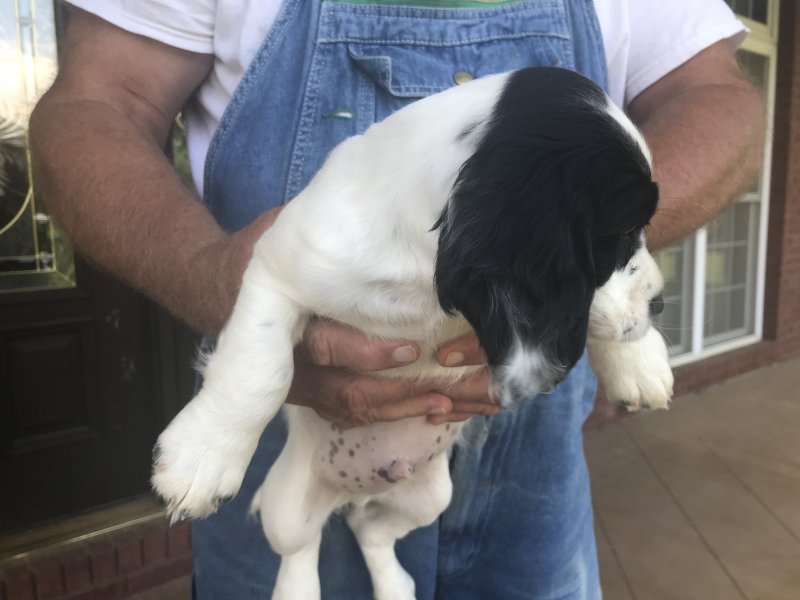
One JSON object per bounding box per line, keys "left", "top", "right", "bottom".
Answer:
{"left": 434, "top": 67, "right": 661, "bottom": 404}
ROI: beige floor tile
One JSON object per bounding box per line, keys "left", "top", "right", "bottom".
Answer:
{"left": 622, "top": 423, "right": 800, "bottom": 600}
{"left": 587, "top": 426, "right": 745, "bottom": 600}
{"left": 706, "top": 443, "right": 800, "bottom": 540}
{"left": 595, "top": 521, "right": 635, "bottom": 600}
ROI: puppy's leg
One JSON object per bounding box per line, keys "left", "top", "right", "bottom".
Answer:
{"left": 252, "top": 407, "right": 346, "bottom": 600}
{"left": 587, "top": 326, "right": 673, "bottom": 411}
{"left": 152, "top": 262, "right": 307, "bottom": 520}
{"left": 347, "top": 452, "right": 452, "bottom": 600}
{"left": 272, "top": 533, "right": 323, "bottom": 600}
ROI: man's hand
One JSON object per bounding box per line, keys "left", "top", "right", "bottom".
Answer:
{"left": 288, "top": 322, "right": 498, "bottom": 428}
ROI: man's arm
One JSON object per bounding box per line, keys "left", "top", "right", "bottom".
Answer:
{"left": 627, "top": 40, "right": 765, "bottom": 250}
{"left": 30, "top": 9, "right": 498, "bottom": 427}
{"left": 29, "top": 9, "right": 238, "bottom": 334}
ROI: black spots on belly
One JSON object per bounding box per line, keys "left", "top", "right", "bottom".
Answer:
{"left": 376, "top": 468, "right": 397, "bottom": 484}
{"left": 338, "top": 438, "right": 344, "bottom": 446}
{"left": 355, "top": 476, "right": 361, "bottom": 482}
{"left": 349, "top": 449, "right": 355, "bottom": 457}
{"left": 339, "top": 470, "right": 347, "bottom": 478}
{"left": 446, "top": 424, "right": 451, "bottom": 431}
{"left": 428, "top": 454, "right": 434, "bottom": 462}
{"left": 436, "top": 436, "right": 442, "bottom": 444}
{"left": 356, "top": 443, "right": 361, "bottom": 449}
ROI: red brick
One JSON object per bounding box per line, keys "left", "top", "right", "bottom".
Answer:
{"left": 126, "top": 557, "right": 192, "bottom": 595}
{"left": 112, "top": 531, "right": 142, "bottom": 576}
{"left": 166, "top": 523, "right": 192, "bottom": 558}
{"left": 86, "top": 540, "right": 116, "bottom": 585}
{"left": 60, "top": 591, "right": 93, "bottom": 600}
{"left": 59, "top": 548, "right": 92, "bottom": 594}
{"left": 30, "top": 555, "right": 64, "bottom": 600}
{"left": 140, "top": 523, "right": 168, "bottom": 566}
{"left": 1, "top": 565, "right": 34, "bottom": 600}
{"left": 90, "top": 580, "right": 127, "bottom": 600}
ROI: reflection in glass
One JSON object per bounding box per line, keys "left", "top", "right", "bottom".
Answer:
{"left": 653, "top": 238, "right": 695, "bottom": 357}
{"left": 724, "top": 0, "right": 768, "bottom": 24}
{"left": 1, "top": 0, "right": 75, "bottom": 293}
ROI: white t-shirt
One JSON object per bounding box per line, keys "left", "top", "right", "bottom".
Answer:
{"left": 66, "top": 0, "right": 747, "bottom": 195}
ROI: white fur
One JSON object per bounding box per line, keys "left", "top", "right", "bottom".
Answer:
{"left": 589, "top": 239, "right": 665, "bottom": 343}
{"left": 152, "top": 71, "right": 673, "bottom": 599}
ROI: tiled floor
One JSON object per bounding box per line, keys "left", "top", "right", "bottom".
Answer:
{"left": 587, "top": 356, "right": 800, "bottom": 600}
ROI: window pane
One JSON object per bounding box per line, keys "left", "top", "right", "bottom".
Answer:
{"left": 703, "top": 203, "right": 759, "bottom": 346}
{"left": 653, "top": 237, "right": 695, "bottom": 357}
{"left": 0, "top": 0, "right": 75, "bottom": 293}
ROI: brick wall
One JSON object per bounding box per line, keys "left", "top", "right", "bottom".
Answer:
{"left": 0, "top": 519, "right": 191, "bottom": 600}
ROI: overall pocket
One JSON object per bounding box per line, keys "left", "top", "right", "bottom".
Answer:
{"left": 286, "top": 0, "right": 573, "bottom": 197}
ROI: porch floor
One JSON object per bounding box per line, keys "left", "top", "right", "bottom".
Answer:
{"left": 587, "top": 355, "right": 800, "bottom": 600}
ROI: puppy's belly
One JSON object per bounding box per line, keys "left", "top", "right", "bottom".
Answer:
{"left": 292, "top": 407, "right": 461, "bottom": 495}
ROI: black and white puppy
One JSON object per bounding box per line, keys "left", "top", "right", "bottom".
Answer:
{"left": 152, "top": 68, "right": 673, "bottom": 600}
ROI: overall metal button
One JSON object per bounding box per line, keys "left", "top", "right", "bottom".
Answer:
{"left": 453, "top": 71, "right": 475, "bottom": 85}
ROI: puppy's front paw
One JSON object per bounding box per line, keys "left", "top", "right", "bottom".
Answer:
{"left": 151, "top": 395, "right": 257, "bottom": 521}
{"left": 605, "top": 356, "right": 673, "bottom": 411}
{"left": 588, "top": 327, "right": 673, "bottom": 412}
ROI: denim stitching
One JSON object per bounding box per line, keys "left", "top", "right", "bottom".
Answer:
{"left": 320, "top": 32, "right": 570, "bottom": 46}
{"left": 320, "top": 0, "right": 565, "bottom": 19}
{"left": 203, "top": 0, "right": 301, "bottom": 208}
{"left": 286, "top": 43, "right": 328, "bottom": 198}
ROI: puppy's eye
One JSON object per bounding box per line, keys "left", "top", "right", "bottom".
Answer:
{"left": 629, "top": 264, "right": 640, "bottom": 274}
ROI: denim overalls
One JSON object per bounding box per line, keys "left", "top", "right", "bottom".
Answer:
{"left": 194, "top": 1, "right": 606, "bottom": 598}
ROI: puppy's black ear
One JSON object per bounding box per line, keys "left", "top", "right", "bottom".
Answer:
{"left": 434, "top": 182, "right": 595, "bottom": 405}
{"left": 434, "top": 68, "right": 659, "bottom": 404}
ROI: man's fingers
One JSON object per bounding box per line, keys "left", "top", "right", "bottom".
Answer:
{"left": 436, "top": 333, "right": 488, "bottom": 367}
{"left": 303, "top": 319, "right": 419, "bottom": 371}
{"left": 427, "top": 412, "right": 479, "bottom": 425}
{"left": 339, "top": 377, "right": 451, "bottom": 425}
{"left": 362, "top": 392, "right": 454, "bottom": 426}
{"left": 437, "top": 369, "right": 492, "bottom": 401}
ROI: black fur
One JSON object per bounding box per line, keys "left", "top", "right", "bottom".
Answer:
{"left": 434, "top": 67, "right": 658, "bottom": 387}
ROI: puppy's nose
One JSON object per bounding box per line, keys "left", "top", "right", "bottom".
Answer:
{"left": 649, "top": 294, "right": 664, "bottom": 316}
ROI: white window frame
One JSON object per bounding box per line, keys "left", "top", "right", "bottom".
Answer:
{"left": 668, "top": 1, "right": 778, "bottom": 367}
